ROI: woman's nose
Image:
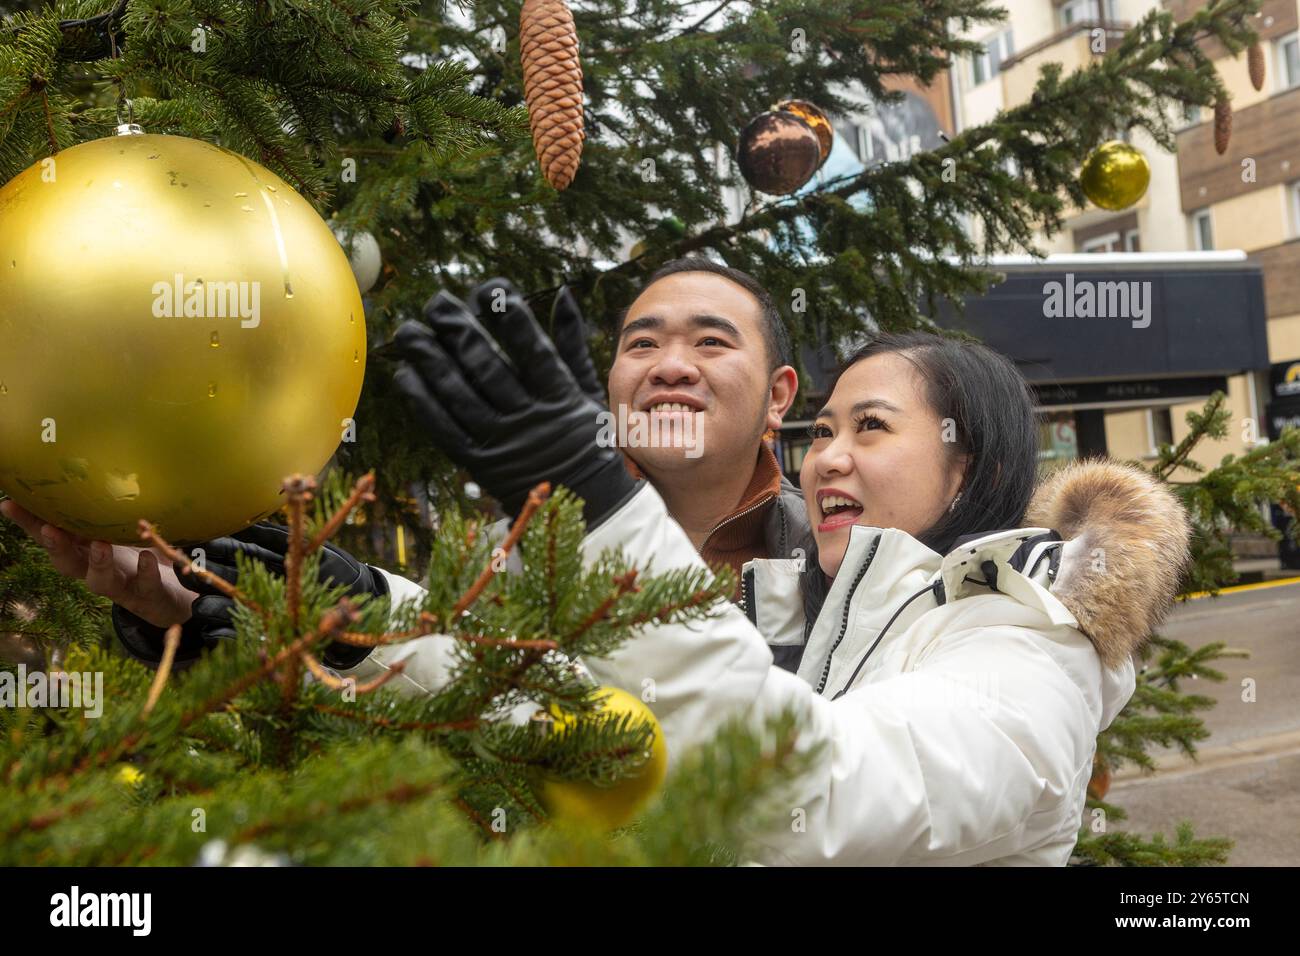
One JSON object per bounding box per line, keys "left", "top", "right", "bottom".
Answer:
{"left": 813, "top": 436, "right": 853, "bottom": 480}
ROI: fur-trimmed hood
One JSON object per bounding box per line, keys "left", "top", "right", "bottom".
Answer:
{"left": 1027, "top": 459, "right": 1192, "bottom": 669}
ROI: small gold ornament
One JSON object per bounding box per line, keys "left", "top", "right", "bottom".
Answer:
{"left": 0, "top": 131, "right": 367, "bottom": 545}
{"left": 737, "top": 110, "right": 823, "bottom": 195}
{"left": 1078, "top": 140, "right": 1151, "bottom": 211}
{"left": 539, "top": 685, "right": 668, "bottom": 831}
{"left": 774, "top": 99, "right": 834, "bottom": 168}
{"left": 520, "top": 0, "right": 585, "bottom": 190}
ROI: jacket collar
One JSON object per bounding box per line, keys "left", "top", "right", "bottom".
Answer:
{"left": 790, "top": 523, "right": 1081, "bottom": 694}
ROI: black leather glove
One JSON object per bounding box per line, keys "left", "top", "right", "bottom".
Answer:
{"left": 389, "top": 279, "right": 639, "bottom": 526}
{"left": 112, "top": 522, "right": 388, "bottom": 671}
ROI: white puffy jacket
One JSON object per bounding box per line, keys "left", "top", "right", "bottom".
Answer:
{"left": 353, "top": 459, "right": 1190, "bottom": 866}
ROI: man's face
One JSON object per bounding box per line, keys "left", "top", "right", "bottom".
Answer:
{"left": 607, "top": 272, "right": 789, "bottom": 475}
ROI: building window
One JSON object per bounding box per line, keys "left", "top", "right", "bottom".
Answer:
{"left": 1059, "top": 0, "right": 1118, "bottom": 28}
{"left": 1081, "top": 231, "right": 1121, "bottom": 253}
{"left": 971, "top": 29, "right": 1014, "bottom": 86}
{"left": 1181, "top": 102, "right": 1201, "bottom": 127}
{"left": 1277, "top": 32, "right": 1300, "bottom": 91}
{"left": 1146, "top": 407, "right": 1174, "bottom": 456}
{"left": 1124, "top": 229, "right": 1141, "bottom": 252}
{"left": 1291, "top": 181, "right": 1300, "bottom": 237}
{"left": 1192, "top": 209, "right": 1214, "bottom": 250}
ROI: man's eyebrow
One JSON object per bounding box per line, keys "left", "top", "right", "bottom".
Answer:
{"left": 814, "top": 398, "right": 904, "bottom": 419}
{"left": 620, "top": 315, "right": 663, "bottom": 339}
{"left": 690, "top": 314, "right": 743, "bottom": 339}
{"left": 620, "top": 313, "right": 743, "bottom": 340}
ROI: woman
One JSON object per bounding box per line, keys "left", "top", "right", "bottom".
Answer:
{"left": 357, "top": 320, "right": 1192, "bottom": 865}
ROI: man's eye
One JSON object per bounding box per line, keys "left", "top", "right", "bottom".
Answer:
{"left": 698, "top": 337, "right": 725, "bottom": 347}
{"left": 807, "top": 423, "right": 832, "bottom": 440}
{"left": 628, "top": 339, "right": 655, "bottom": 349}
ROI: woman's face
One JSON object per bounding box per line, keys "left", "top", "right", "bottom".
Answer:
{"left": 800, "top": 352, "right": 968, "bottom": 578}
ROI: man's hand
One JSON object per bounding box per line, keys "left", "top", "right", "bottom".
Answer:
{"left": 389, "top": 280, "right": 638, "bottom": 526}
{"left": 108, "top": 521, "right": 389, "bottom": 669}
{"left": 0, "top": 498, "right": 199, "bottom": 629}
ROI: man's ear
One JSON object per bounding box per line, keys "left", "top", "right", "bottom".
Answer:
{"left": 766, "top": 366, "right": 799, "bottom": 431}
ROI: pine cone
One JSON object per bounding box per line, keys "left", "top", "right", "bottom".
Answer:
{"left": 1214, "top": 94, "right": 1232, "bottom": 155}
{"left": 520, "top": 0, "right": 584, "bottom": 190}
{"left": 1248, "top": 40, "right": 1266, "bottom": 92}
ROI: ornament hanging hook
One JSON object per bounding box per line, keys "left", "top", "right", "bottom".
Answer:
{"left": 107, "top": 11, "right": 142, "bottom": 136}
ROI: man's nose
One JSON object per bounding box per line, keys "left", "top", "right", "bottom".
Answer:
{"left": 648, "top": 351, "right": 700, "bottom": 387}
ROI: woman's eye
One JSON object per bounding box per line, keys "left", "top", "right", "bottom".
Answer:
{"left": 807, "top": 423, "right": 832, "bottom": 440}
{"left": 855, "top": 414, "right": 887, "bottom": 433}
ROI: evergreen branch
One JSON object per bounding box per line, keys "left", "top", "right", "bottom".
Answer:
{"left": 451, "top": 482, "right": 550, "bottom": 618}
{"left": 313, "top": 703, "right": 481, "bottom": 733}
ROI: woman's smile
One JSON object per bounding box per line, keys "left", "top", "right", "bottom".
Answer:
{"left": 816, "top": 487, "right": 864, "bottom": 533}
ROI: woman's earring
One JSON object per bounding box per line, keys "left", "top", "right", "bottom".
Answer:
{"left": 949, "top": 491, "right": 963, "bottom": 513}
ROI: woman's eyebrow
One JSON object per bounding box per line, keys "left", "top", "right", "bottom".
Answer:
{"left": 815, "top": 398, "right": 904, "bottom": 419}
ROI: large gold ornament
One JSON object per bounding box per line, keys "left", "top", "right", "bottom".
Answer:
{"left": 539, "top": 685, "right": 668, "bottom": 831}
{"left": 0, "top": 131, "right": 367, "bottom": 545}
{"left": 738, "top": 109, "right": 822, "bottom": 195}
{"left": 1078, "top": 140, "right": 1150, "bottom": 211}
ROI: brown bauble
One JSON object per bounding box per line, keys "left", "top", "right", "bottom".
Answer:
{"left": 737, "top": 110, "right": 822, "bottom": 195}
{"left": 774, "top": 99, "right": 834, "bottom": 168}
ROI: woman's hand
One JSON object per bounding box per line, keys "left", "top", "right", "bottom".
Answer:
{"left": 0, "top": 499, "right": 199, "bottom": 629}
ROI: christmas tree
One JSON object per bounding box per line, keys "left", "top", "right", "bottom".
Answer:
{"left": 1, "top": 0, "right": 1297, "bottom": 865}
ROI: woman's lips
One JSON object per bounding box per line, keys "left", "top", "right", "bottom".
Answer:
{"left": 817, "top": 509, "right": 862, "bottom": 534}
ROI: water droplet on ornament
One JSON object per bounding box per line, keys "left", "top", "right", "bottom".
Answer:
{"left": 0, "top": 383, "right": 7, "bottom": 395}
{"left": 234, "top": 192, "right": 248, "bottom": 198}
{"left": 241, "top": 205, "right": 253, "bottom": 212}
{"left": 353, "top": 350, "right": 359, "bottom": 363}
{"left": 349, "top": 312, "right": 355, "bottom": 323}
{"left": 203, "top": 202, "right": 212, "bottom": 208}
{"left": 209, "top": 331, "right": 220, "bottom": 348}
{"left": 265, "top": 185, "right": 277, "bottom": 193}
{"left": 208, "top": 383, "right": 217, "bottom": 398}
{"left": 284, "top": 283, "right": 294, "bottom": 299}
{"left": 9, "top": 260, "right": 14, "bottom": 268}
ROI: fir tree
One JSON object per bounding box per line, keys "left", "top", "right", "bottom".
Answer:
{"left": 2, "top": 0, "right": 1298, "bottom": 864}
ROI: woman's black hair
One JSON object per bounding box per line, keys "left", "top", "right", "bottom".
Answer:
{"left": 800, "top": 331, "right": 1040, "bottom": 626}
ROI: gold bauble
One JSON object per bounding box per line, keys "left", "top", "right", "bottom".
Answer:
{"left": 1079, "top": 140, "right": 1150, "bottom": 211}
{"left": 774, "top": 99, "right": 833, "bottom": 168}
{"left": 0, "top": 132, "right": 367, "bottom": 544}
{"left": 540, "top": 686, "right": 668, "bottom": 831}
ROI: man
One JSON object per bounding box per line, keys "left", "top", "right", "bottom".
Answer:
{"left": 606, "top": 258, "right": 807, "bottom": 587}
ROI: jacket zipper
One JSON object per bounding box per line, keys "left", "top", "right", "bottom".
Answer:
{"left": 701, "top": 493, "right": 776, "bottom": 554}
{"left": 740, "top": 566, "right": 757, "bottom": 624}
{"left": 814, "top": 534, "right": 880, "bottom": 695}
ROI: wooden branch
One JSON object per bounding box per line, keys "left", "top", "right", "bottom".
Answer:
{"left": 142, "top": 625, "right": 181, "bottom": 717}
{"left": 138, "top": 520, "right": 264, "bottom": 617}
{"left": 450, "top": 483, "right": 551, "bottom": 619}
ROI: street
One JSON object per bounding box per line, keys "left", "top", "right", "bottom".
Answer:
{"left": 1103, "top": 578, "right": 1300, "bottom": 865}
